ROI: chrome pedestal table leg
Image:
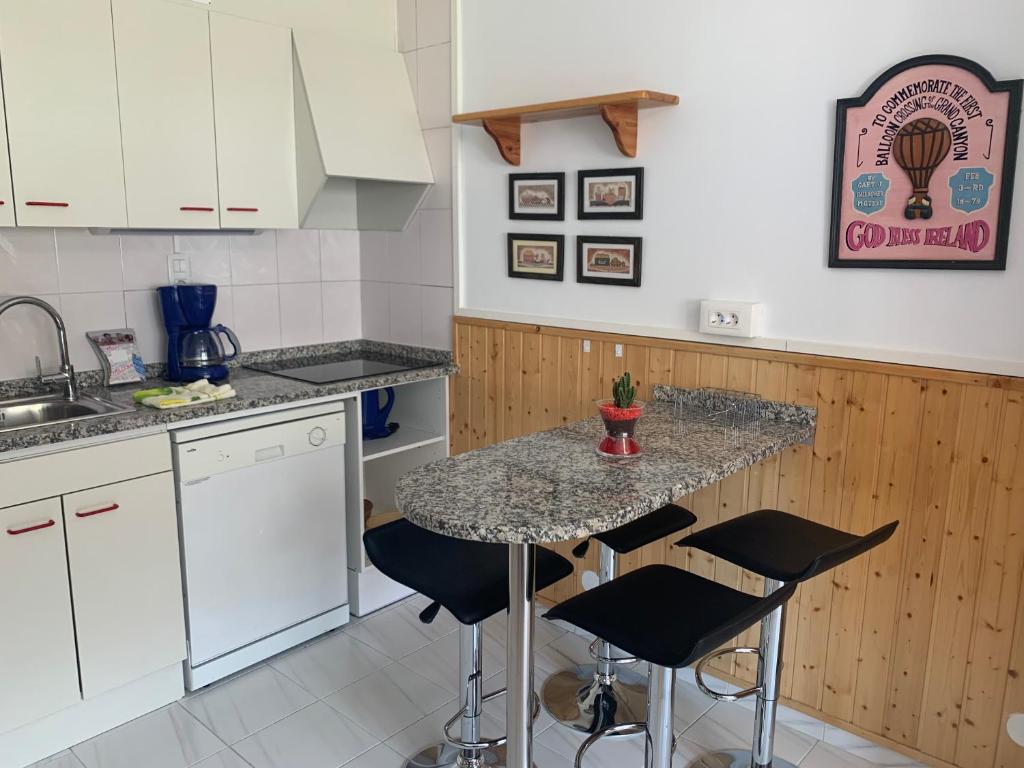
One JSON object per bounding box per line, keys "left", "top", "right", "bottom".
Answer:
{"left": 507, "top": 542, "right": 536, "bottom": 768}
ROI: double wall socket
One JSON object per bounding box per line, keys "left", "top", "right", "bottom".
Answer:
{"left": 699, "top": 300, "right": 765, "bottom": 338}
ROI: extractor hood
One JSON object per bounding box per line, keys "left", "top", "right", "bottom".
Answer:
{"left": 293, "top": 29, "right": 434, "bottom": 231}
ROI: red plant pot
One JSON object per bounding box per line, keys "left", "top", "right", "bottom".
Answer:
{"left": 596, "top": 399, "right": 645, "bottom": 458}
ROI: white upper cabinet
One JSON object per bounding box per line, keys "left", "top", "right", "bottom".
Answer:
{"left": 112, "top": 0, "right": 220, "bottom": 229}
{"left": 0, "top": 75, "right": 15, "bottom": 227}
{"left": 0, "top": 0, "right": 127, "bottom": 227}
{"left": 0, "top": 498, "right": 81, "bottom": 733}
{"left": 211, "top": 13, "right": 298, "bottom": 229}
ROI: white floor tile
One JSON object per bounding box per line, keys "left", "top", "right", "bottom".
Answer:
{"left": 383, "top": 700, "right": 509, "bottom": 760}
{"left": 232, "top": 702, "right": 379, "bottom": 768}
{"left": 682, "top": 700, "right": 818, "bottom": 766}
{"left": 324, "top": 663, "right": 455, "bottom": 741}
{"left": 344, "top": 600, "right": 458, "bottom": 660}
{"left": 800, "top": 741, "right": 879, "bottom": 767}
{"left": 735, "top": 693, "right": 827, "bottom": 741}
{"left": 268, "top": 630, "right": 391, "bottom": 698}
{"left": 29, "top": 751, "right": 85, "bottom": 768}
{"left": 538, "top": 719, "right": 707, "bottom": 768}
{"left": 821, "top": 726, "right": 926, "bottom": 766}
{"left": 181, "top": 665, "right": 315, "bottom": 745}
{"left": 72, "top": 703, "right": 225, "bottom": 768}
{"left": 190, "top": 751, "right": 253, "bottom": 768}
{"left": 342, "top": 743, "right": 408, "bottom": 768}
{"left": 398, "top": 630, "right": 507, "bottom": 694}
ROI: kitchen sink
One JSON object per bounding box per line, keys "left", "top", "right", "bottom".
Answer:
{"left": 0, "top": 394, "right": 133, "bottom": 434}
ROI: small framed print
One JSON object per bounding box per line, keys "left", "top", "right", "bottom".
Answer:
{"left": 509, "top": 172, "right": 565, "bottom": 220}
{"left": 576, "top": 236, "right": 642, "bottom": 287}
{"left": 578, "top": 167, "right": 644, "bottom": 219}
{"left": 507, "top": 233, "right": 565, "bottom": 281}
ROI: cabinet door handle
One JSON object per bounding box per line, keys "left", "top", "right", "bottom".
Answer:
{"left": 26, "top": 201, "right": 69, "bottom": 207}
{"left": 6, "top": 519, "right": 56, "bottom": 535}
{"left": 226, "top": 207, "right": 259, "bottom": 212}
{"left": 76, "top": 503, "right": 119, "bottom": 519}
{"left": 180, "top": 206, "right": 215, "bottom": 212}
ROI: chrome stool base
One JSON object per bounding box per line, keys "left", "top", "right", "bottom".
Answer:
{"left": 404, "top": 743, "right": 537, "bottom": 768}
{"left": 541, "top": 663, "right": 648, "bottom": 735}
{"left": 687, "top": 748, "right": 799, "bottom": 768}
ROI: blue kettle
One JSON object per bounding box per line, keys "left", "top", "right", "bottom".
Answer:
{"left": 362, "top": 387, "right": 399, "bottom": 440}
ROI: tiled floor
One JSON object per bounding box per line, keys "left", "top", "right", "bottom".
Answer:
{"left": 35, "top": 597, "right": 927, "bottom": 768}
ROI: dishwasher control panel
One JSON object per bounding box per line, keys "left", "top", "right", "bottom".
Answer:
{"left": 174, "top": 410, "right": 345, "bottom": 483}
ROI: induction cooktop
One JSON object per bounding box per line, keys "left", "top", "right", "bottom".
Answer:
{"left": 245, "top": 357, "right": 433, "bottom": 384}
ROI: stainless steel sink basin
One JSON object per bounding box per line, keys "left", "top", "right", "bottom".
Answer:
{"left": 0, "top": 394, "right": 132, "bottom": 434}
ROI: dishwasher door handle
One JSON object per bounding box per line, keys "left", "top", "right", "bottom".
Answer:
{"left": 255, "top": 445, "right": 285, "bottom": 462}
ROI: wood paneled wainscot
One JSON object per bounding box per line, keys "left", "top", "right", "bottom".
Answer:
{"left": 449, "top": 316, "right": 1024, "bottom": 768}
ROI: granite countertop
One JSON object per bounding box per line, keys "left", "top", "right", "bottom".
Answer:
{"left": 395, "top": 385, "right": 816, "bottom": 544}
{"left": 0, "top": 340, "right": 456, "bottom": 456}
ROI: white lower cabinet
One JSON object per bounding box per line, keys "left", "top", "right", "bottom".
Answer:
{"left": 64, "top": 472, "right": 186, "bottom": 699}
{"left": 0, "top": 498, "right": 80, "bottom": 733}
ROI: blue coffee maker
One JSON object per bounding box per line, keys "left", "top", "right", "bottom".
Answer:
{"left": 158, "top": 285, "right": 240, "bottom": 382}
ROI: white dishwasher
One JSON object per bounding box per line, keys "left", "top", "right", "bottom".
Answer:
{"left": 171, "top": 402, "right": 348, "bottom": 690}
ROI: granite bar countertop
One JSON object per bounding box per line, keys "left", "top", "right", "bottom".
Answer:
{"left": 395, "top": 386, "right": 816, "bottom": 544}
{"left": 0, "top": 340, "right": 455, "bottom": 456}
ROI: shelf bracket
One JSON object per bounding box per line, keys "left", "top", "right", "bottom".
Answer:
{"left": 600, "top": 103, "right": 639, "bottom": 157}
{"left": 482, "top": 117, "right": 521, "bottom": 165}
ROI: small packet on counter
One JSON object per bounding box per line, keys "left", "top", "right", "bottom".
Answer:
{"left": 87, "top": 328, "right": 146, "bottom": 385}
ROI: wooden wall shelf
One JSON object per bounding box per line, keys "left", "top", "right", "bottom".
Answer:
{"left": 452, "top": 90, "right": 679, "bottom": 165}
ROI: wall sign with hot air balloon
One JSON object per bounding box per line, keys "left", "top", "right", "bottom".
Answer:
{"left": 829, "top": 55, "right": 1021, "bottom": 269}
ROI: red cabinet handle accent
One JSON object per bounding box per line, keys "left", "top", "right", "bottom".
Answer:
{"left": 26, "top": 201, "right": 69, "bottom": 207}
{"left": 0, "top": 201, "right": 6, "bottom": 205}
{"left": 7, "top": 519, "right": 56, "bottom": 535}
{"left": 226, "top": 207, "right": 259, "bottom": 212}
{"left": 76, "top": 503, "right": 119, "bottom": 519}
{"left": 180, "top": 206, "right": 215, "bottom": 212}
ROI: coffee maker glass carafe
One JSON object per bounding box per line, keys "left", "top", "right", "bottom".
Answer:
{"left": 180, "top": 325, "right": 240, "bottom": 369}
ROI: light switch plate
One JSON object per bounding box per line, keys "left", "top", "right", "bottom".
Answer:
{"left": 699, "top": 300, "right": 765, "bottom": 338}
{"left": 167, "top": 253, "right": 192, "bottom": 284}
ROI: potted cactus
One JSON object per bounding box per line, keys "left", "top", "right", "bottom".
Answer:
{"left": 596, "top": 371, "right": 645, "bottom": 457}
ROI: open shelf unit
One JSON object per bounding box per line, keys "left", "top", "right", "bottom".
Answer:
{"left": 452, "top": 90, "right": 679, "bottom": 164}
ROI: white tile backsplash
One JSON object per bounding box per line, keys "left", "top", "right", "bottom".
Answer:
{"left": 322, "top": 281, "right": 362, "bottom": 342}
{"left": 421, "top": 128, "right": 451, "bottom": 210}
{"left": 59, "top": 291, "right": 128, "bottom": 372}
{"left": 360, "top": 232, "right": 389, "bottom": 284}
{"left": 361, "top": 282, "right": 390, "bottom": 342}
{"left": 0, "top": 228, "right": 59, "bottom": 294}
{"left": 419, "top": 209, "right": 452, "bottom": 287}
{"left": 232, "top": 285, "right": 281, "bottom": 351}
{"left": 388, "top": 284, "right": 422, "bottom": 346}
{"left": 55, "top": 229, "right": 123, "bottom": 293}
{"left": 229, "top": 231, "right": 278, "bottom": 285}
{"left": 176, "top": 235, "right": 232, "bottom": 285}
{"left": 122, "top": 234, "right": 174, "bottom": 290}
{"left": 386, "top": 214, "right": 421, "bottom": 284}
{"left": 320, "top": 230, "right": 361, "bottom": 282}
{"left": 277, "top": 230, "right": 322, "bottom": 283}
{"left": 0, "top": 294, "right": 63, "bottom": 380}
{"left": 421, "top": 286, "right": 453, "bottom": 350}
{"left": 280, "top": 282, "right": 325, "bottom": 347}
{"left": 124, "top": 289, "right": 166, "bottom": 365}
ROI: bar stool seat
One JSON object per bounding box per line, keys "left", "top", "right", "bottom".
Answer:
{"left": 544, "top": 504, "right": 697, "bottom": 736}
{"left": 364, "top": 518, "right": 574, "bottom": 625}
{"left": 544, "top": 565, "right": 795, "bottom": 670}
{"left": 676, "top": 508, "right": 898, "bottom": 582}
{"left": 364, "top": 519, "right": 574, "bottom": 768}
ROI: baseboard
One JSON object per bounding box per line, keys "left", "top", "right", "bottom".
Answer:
{"left": 0, "top": 664, "right": 183, "bottom": 768}
{"left": 348, "top": 565, "right": 414, "bottom": 616}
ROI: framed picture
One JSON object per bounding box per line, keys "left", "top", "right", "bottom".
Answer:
{"left": 578, "top": 167, "right": 644, "bottom": 219}
{"left": 576, "top": 236, "right": 642, "bottom": 286}
{"left": 509, "top": 172, "right": 565, "bottom": 220}
{"left": 829, "top": 55, "right": 1021, "bottom": 269}
{"left": 507, "top": 233, "right": 565, "bottom": 281}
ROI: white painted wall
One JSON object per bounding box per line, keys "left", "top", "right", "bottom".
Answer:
{"left": 455, "top": 0, "right": 1024, "bottom": 374}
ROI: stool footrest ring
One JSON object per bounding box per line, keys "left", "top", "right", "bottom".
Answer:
{"left": 573, "top": 722, "right": 647, "bottom": 768}
{"left": 441, "top": 688, "right": 541, "bottom": 750}
{"left": 694, "top": 647, "right": 762, "bottom": 702}
{"left": 588, "top": 638, "right": 638, "bottom": 666}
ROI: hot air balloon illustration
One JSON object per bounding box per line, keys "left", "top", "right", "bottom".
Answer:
{"left": 892, "top": 117, "right": 952, "bottom": 220}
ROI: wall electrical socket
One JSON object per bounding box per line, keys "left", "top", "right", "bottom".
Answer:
{"left": 167, "top": 253, "right": 192, "bottom": 283}
{"left": 614, "top": 344, "right": 623, "bottom": 357}
{"left": 699, "top": 300, "right": 765, "bottom": 338}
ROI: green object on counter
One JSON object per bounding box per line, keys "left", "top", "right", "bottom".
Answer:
{"left": 133, "top": 387, "right": 174, "bottom": 403}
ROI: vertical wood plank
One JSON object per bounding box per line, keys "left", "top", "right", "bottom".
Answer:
{"left": 852, "top": 376, "right": 926, "bottom": 733}
{"left": 884, "top": 381, "right": 964, "bottom": 747}
{"left": 821, "top": 372, "right": 887, "bottom": 720}
{"left": 486, "top": 327, "right": 504, "bottom": 444}
{"left": 503, "top": 330, "right": 524, "bottom": 440}
{"left": 468, "top": 325, "right": 488, "bottom": 450}
{"left": 558, "top": 336, "right": 582, "bottom": 425}
{"left": 522, "top": 332, "right": 543, "bottom": 435}
{"left": 918, "top": 386, "right": 1004, "bottom": 761}
{"left": 540, "top": 334, "right": 560, "bottom": 431}
{"left": 994, "top": 555, "right": 1024, "bottom": 768}
{"left": 580, "top": 336, "right": 603, "bottom": 418}
{"left": 958, "top": 392, "right": 1024, "bottom": 768}
{"left": 452, "top": 322, "right": 472, "bottom": 455}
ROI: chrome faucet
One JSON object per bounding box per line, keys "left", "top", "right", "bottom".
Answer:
{"left": 0, "top": 296, "right": 78, "bottom": 400}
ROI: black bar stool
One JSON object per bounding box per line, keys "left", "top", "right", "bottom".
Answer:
{"left": 676, "top": 509, "right": 898, "bottom": 768}
{"left": 364, "top": 519, "right": 574, "bottom": 768}
{"left": 541, "top": 503, "right": 697, "bottom": 736}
